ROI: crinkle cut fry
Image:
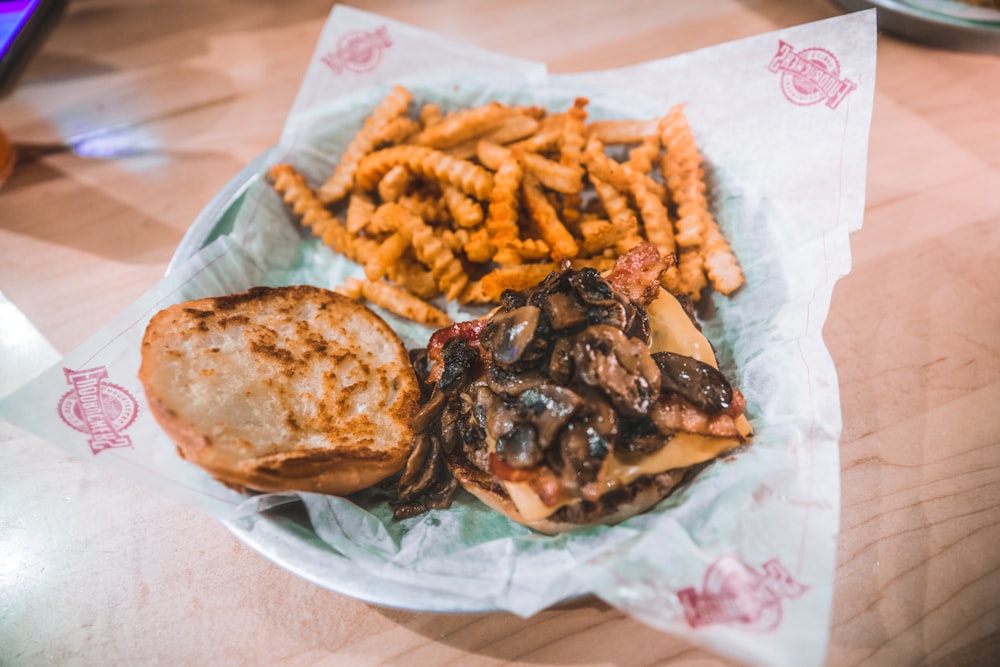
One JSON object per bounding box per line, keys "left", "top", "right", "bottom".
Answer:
{"left": 676, "top": 248, "right": 708, "bottom": 301}
{"left": 442, "top": 184, "right": 484, "bottom": 228}
{"left": 377, "top": 164, "right": 412, "bottom": 202}
{"left": 440, "top": 113, "right": 540, "bottom": 160}
{"left": 317, "top": 85, "right": 413, "bottom": 205}
{"left": 477, "top": 140, "right": 583, "bottom": 194}
{"left": 484, "top": 153, "right": 525, "bottom": 264}
{"left": 586, "top": 118, "right": 659, "bottom": 144}
{"left": 409, "top": 101, "right": 513, "bottom": 149}
{"left": 521, "top": 172, "right": 579, "bottom": 261}
{"left": 368, "top": 202, "right": 468, "bottom": 301}
{"left": 356, "top": 145, "right": 493, "bottom": 200}
{"left": 631, "top": 178, "right": 675, "bottom": 258}
{"left": 700, "top": 214, "right": 745, "bottom": 295}
{"left": 582, "top": 135, "right": 667, "bottom": 202}
{"left": 559, "top": 98, "right": 589, "bottom": 224}
{"left": 478, "top": 257, "right": 616, "bottom": 301}
{"left": 659, "top": 104, "right": 707, "bottom": 248}
{"left": 345, "top": 192, "right": 376, "bottom": 235}
{"left": 660, "top": 105, "right": 743, "bottom": 294}
{"left": 269, "top": 163, "right": 355, "bottom": 258}
{"left": 627, "top": 134, "right": 661, "bottom": 175}
{"left": 340, "top": 278, "right": 451, "bottom": 327}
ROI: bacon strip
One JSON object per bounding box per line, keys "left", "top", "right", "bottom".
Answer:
{"left": 605, "top": 242, "right": 671, "bottom": 305}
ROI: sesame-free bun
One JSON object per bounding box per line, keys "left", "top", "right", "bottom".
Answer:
{"left": 138, "top": 285, "right": 419, "bottom": 496}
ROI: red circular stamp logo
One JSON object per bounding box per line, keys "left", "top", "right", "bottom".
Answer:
{"left": 768, "top": 40, "right": 856, "bottom": 110}
{"left": 321, "top": 26, "right": 392, "bottom": 75}
{"left": 58, "top": 366, "right": 138, "bottom": 454}
{"left": 677, "top": 555, "right": 809, "bottom": 631}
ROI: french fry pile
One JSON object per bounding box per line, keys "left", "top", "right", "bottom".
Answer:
{"left": 268, "top": 85, "right": 743, "bottom": 327}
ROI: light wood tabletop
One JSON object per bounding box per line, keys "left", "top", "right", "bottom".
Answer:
{"left": 1, "top": 1, "right": 998, "bottom": 666}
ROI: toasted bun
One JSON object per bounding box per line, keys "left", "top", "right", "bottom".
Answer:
{"left": 446, "top": 456, "right": 684, "bottom": 535}
{"left": 138, "top": 285, "right": 419, "bottom": 496}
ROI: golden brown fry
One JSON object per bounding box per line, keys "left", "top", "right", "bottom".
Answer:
{"left": 676, "top": 248, "right": 708, "bottom": 301}
{"left": 701, "top": 218, "right": 745, "bottom": 295}
{"left": 409, "top": 102, "right": 512, "bottom": 149}
{"left": 578, "top": 218, "right": 616, "bottom": 255}
{"left": 560, "top": 98, "right": 589, "bottom": 171}
{"left": 631, "top": 178, "right": 675, "bottom": 258}
{"left": 483, "top": 153, "right": 525, "bottom": 262}
{"left": 627, "top": 134, "right": 660, "bottom": 175}
{"left": 269, "top": 163, "right": 354, "bottom": 258}
{"left": 395, "top": 253, "right": 442, "bottom": 300}
{"left": 582, "top": 135, "right": 667, "bottom": 202}
{"left": 318, "top": 85, "right": 412, "bottom": 204}
{"left": 443, "top": 114, "right": 540, "bottom": 159}
{"left": 509, "top": 118, "right": 565, "bottom": 153}
{"left": 659, "top": 106, "right": 743, "bottom": 294}
{"left": 457, "top": 279, "right": 493, "bottom": 305}
{"left": 356, "top": 145, "right": 493, "bottom": 200}
{"left": 659, "top": 105, "right": 706, "bottom": 248}
{"left": 367, "top": 199, "right": 411, "bottom": 234}
{"left": 463, "top": 228, "right": 494, "bottom": 263}
{"left": 396, "top": 192, "right": 451, "bottom": 226}
{"left": 559, "top": 98, "right": 589, "bottom": 225}
{"left": 521, "top": 172, "right": 579, "bottom": 260}
{"left": 479, "top": 263, "right": 561, "bottom": 300}
{"left": 478, "top": 257, "right": 616, "bottom": 301}
{"left": 359, "top": 278, "right": 451, "bottom": 328}
{"left": 591, "top": 175, "right": 630, "bottom": 221}
{"left": 376, "top": 116, "right": 421, "bottom": 145}
{"left": 345, "top": 192, "right": 376, "bottom": 235}
{"left": 335, "top": 278, "right": 365, "bottom": 300}
{"left": 502, "top": 237, "right": 551, "bottom": 262}
{"left": 365, "top": 231, "right": 410, "bottom": 282}
{"left": 586, "top": 118, "right": 659, "bottom": 144}
{"left": 371, "top": 203, "right": 469, "bottom": 300}
{"left": 377, "top": 164, "right": 412, "bottom": 202}
{"left": 419, "top": 103, "right": 442, "bottom": 127}
{"left": 442, "top": 184, "right": 484, "bottom": 228}
{"left": 478, "top": 140, "right": 583, "bottom": 194}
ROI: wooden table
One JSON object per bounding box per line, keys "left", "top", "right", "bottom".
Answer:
{"left": 1, "top": 1, "right": 997, "bottom": 665}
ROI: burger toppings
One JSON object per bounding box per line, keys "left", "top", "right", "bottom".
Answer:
{"left": 393, "top": 244, "right": 750, "bottom": 524}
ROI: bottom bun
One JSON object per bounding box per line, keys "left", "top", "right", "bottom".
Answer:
{"left": 447, "top": 456, "right": 698, "bottom": 535}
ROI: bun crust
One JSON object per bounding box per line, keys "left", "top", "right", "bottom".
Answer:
{"left": 139, "top": 285, "right": 419, "bottom": 495}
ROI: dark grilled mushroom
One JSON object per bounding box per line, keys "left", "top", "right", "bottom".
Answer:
{"left": 538, "top": 290, "right": 589, "bottom": 330}
{"left": 485, "top": 365, "right": 548, "bottom": 396}
{"left": 496, "top": 422, "right": 542, "bottom": 468}
{"left": 518, "top": 385, "right": 584, "bottom": 450}
{"left": 480, "top": 305, "right": 546, "bottom": 370}
{"left": 397, "top": 432, "right": 441, "bottom": 501}
{"left": 438, "top": 335, "right": 481, "bottom": 396}
{"left": 562, "top": 325, "right": 661, "bottom": 417}
{"left": 653, "top": 351, "right": 733, "bottom": 414}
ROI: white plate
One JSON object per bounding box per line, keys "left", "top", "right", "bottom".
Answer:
{"left": 834, "top": 0, "right": 1000, "bottom": 52}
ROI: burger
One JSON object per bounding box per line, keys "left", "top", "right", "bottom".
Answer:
{"left": 394, "top": 244, "right": 752, "bottom": 534}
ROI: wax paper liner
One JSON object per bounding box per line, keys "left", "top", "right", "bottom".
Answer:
{"left": 0, "top": 7, "right": 876, "bottom": 667}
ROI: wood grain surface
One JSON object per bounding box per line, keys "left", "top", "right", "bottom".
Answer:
{"left": 1, "top": 1, "right": 997, "bottom": 666}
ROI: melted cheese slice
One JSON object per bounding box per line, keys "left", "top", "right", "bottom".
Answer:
{"left": 502, "top": 289, "right": 750, "bottom": 522}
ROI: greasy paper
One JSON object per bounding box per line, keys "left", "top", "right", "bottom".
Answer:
{"left": 0, "top": 7, "right": 876, "bottom": 667}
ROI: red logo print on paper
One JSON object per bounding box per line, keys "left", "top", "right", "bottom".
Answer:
{"left": 677, "top": 555, "right": 808, "bottom": 632}
{"left": 321, "top": 26, "right": 392, "bottom": 75}
{"left": 768, "top": 40, "right": 856, "bottom": 109}
{"left": 58, "top": 366, "right": 138, "bottom": 455}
